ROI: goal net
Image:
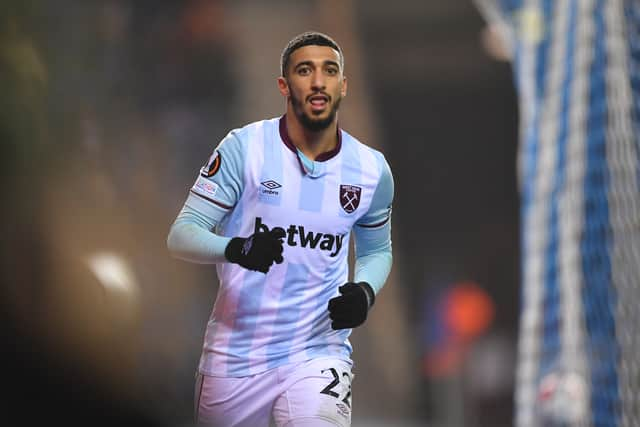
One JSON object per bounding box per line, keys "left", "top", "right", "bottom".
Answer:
{"left": 474, "top": 0, "right": 640, "bottom": 425}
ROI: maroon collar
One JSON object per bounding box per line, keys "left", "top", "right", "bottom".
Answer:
{"left": 278, "top": 115, "right": 342, "bottom": 162}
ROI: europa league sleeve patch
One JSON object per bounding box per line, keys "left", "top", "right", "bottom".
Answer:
{"left": 200, "top": 150, "right": 222, "bottom": 177}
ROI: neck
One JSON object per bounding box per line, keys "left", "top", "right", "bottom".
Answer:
{"left": 285, "top": 108, "right": 339, "bottom": 160}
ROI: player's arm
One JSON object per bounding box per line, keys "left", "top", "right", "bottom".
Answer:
{"left": 328, "top": 154, "right": 394, "bottom": 330}
{"left": 167, "top": 131, "right": 284, "bottom": 273}
{"left": 167, "top": 203, "right": 230, "bottom": 264}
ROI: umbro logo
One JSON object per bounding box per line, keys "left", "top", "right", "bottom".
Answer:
{"left": 260, "top": 179, "right": 282, "bottom": 196}
{"left": 261, "top": 180, "right": 282, "bottom": 190}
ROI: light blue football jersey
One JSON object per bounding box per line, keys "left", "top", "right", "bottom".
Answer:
{"left": 185, "top": 116, "right": 393, "bottom": 377}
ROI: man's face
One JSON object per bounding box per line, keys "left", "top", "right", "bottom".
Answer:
{"left": 279, "top": 45, "right": 347, "bottom": 132}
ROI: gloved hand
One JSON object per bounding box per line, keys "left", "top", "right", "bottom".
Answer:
{"left": 224, "top": 228, "right": 286, "bottom": 273}
{"left": 328, "top": 282, "right": 375, "bottom": 330}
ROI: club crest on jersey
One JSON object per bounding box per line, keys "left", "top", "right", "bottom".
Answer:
{"left": 201, "top": 150, "right": 222, "bottom": 177}
{"left": 339, "top": 185, "right": 361, "bottom": 213}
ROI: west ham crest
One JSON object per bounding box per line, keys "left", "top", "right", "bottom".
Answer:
{"left": 340, "top": 185, "right": 361, "bottom": 213}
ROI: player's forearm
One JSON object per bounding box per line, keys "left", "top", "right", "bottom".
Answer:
{"left": 167, "top": 210, "right": 230, "bottom": 264}
{"left": 353, "top": 215, "right": 393, "bottom": 294}
{"left": 354, "top": 249, "right": 392, "bottom": 294}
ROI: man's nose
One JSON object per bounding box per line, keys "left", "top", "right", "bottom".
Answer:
{"left": 311, "top": 72, "right": 326, "bottom": 90}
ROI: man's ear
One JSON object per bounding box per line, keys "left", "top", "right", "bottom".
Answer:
{"left": 341, "top": 75, "right": 348, "bottom": 97}
{"left": 277, "top": 76, "right": 289, "bottom": 97}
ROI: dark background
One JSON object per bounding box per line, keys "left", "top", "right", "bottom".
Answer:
{"left": 1, "top": 1, "right": 519, "bottom": 426}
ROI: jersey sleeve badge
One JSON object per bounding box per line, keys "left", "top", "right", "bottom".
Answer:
{"left": 201, "top": 150, "right": 222, "bottom": 177}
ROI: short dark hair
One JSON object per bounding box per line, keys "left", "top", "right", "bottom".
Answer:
{"left": 280, "top": 31, "right": 344, "bottom": 76}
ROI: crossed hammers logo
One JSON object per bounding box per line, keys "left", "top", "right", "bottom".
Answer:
{"left": 340, "top": 185, "right": 362, "bottom": 213}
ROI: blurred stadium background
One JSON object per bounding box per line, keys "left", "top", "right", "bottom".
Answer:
{"left": 1, "top": 1, "right": 521, "bottom": 426}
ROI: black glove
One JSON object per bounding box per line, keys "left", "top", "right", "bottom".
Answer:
{"left": 328, "top": 282, "right": 376, "bottom": 330}
{"left": 224, "top": 228, "right": 286, "bottom": 273}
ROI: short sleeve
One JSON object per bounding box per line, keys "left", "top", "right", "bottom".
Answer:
{"left": 357, "top": 153, "right": 394, "bottom": 228}
{"left": 187, "top": 130, "right": 246, "bottom": 217}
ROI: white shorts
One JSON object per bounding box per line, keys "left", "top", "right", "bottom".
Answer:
{"left": 194, "top": 357, "right": 354, "bottom": 427}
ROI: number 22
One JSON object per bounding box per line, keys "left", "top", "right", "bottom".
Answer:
{"left": 320, "top": 368, "right": 352, "bottom": 408}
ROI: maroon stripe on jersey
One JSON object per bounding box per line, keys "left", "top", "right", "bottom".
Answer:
{"left": 190, "top": 190, "right": 233, "bottom": 210}
{"left": 278, "top": 115, "right": 343, "bottom": 162}
{"left": 315, "top": 129, "right": 342, "bottom": 161}
{"left": 356, "top": 216, "right": 390, "bottom": 228}
{"left": 279, "top": 114, "right": 298, "bottom": 154}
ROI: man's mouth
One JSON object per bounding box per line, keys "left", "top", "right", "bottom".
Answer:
{"left": 308, "top": 94, "right": 329, "bottom": 110}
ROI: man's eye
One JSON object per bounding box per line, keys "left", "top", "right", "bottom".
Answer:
{"left": 326, "top": 68, "right": 338, "bottom": 75}
{"left": 297, "top": 67, "right": 311, "bottom": 75}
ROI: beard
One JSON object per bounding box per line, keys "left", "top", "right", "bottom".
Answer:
{"left": 290, "top": 91, "right": 342, "bottom": 132}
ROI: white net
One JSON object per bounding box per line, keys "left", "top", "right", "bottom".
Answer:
{"left": 475, "top": 0, "right": 640, "bottom": 426}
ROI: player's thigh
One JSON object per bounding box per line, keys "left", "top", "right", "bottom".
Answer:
{"left": 195, "top": 372, "right": 275, "bottom": 427}
{"left": 273, "top": 358, "right": 354, "bottom": 427}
